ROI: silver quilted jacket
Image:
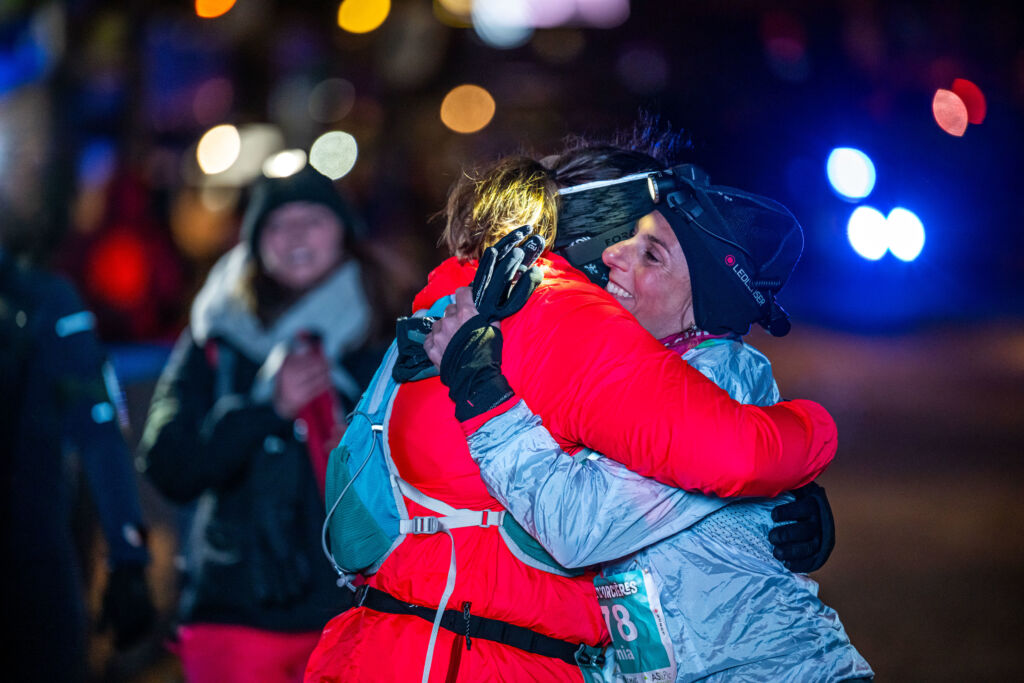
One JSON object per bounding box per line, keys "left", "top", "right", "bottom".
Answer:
{"left": 467, "top": 339, "right": 873, "bottom": 682}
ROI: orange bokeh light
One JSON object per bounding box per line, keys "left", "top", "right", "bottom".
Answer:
{"left": 440, "top": 85, "right": 496, "bottom": 134}
{"left": 932, "top": 89, "right": 968, "bottom": 137}
{"left": 195, "top": 0, "right": 236, "bottom": 19}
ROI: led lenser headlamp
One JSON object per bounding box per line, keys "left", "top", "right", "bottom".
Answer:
{"left": 554, "top": 164, "right": 803, "bottom": 337}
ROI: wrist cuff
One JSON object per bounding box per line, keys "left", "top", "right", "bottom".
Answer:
{"left": 460, "top": 394, "right": 521, "bottom": 436}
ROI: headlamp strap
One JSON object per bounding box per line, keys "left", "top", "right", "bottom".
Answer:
{"left": 559, "top": 223, "right": 635, "bottom": 269}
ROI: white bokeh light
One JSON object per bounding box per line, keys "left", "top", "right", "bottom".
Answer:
{"left": 827, "top": 147, "right": 876, "bottom": 201}
{"left": 887, "top": 207, "right": 925, "bottom": 262}
{"left": 309, "top": 131, "right": 358, "bottom": 180}
{"left": 473, "top": 0, "right": 533, "bottom": 49}
{"left": 197, "top": 124, "right": 241, "bottom": 175}
{"left": 262, "top": 149, "right": 308, "bottom": 178}
{"left": 847, "top": 206, "right": 888, "bottom": 261}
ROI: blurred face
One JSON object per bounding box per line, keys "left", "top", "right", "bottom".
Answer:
{"left": 601, "top": 210, "right": 695, "bottom": 339}
{"left": 259, "top": 201, "right": 345, "bottom": 291}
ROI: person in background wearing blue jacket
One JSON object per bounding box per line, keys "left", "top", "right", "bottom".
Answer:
{"left": 2, "top": 238, "right": 155, "bottom": 681}
{"left": 423, "top": 140, "right": 873, "bottom": 681}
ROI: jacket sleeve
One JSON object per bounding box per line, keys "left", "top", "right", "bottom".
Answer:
{"left": 137, "top": 328, "right": 290, "bottom": 503}
{"left": 500, "top": 283, "right": 836, "bottom": 497}
{"left": 467, "top": 400, "right": 726, "bottom": 568}
{"left": 46, "top": 279, "right": 150, "bottom": 567}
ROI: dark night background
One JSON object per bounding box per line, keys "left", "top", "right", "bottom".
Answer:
{"left": 2, "top": 1, "right": 1022, "bottom": 680}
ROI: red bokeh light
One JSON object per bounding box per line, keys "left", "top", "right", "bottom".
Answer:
{"left": 951, "top": 78, "right": 987, "bottom": 124}
{"left": 86, "top": 229, "right": 150, "bottom": 309}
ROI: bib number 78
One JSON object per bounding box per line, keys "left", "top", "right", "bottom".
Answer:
{"left": 601, "top": 604, "right": 639, "bottom": 642}
{"left": 594, "top": 568, "right": 676, "bottom": 681}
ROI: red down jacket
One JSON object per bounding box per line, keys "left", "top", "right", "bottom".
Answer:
{"left": 305, "top": 254, "right": 836, "bottom": 682}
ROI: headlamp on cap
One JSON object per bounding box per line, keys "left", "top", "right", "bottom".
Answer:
{"left": 554, "top": 164, "right": 803, "bottom": 337}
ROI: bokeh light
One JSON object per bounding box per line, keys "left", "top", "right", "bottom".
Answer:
{"left": 197, "top": 124, "right": 284, "bottom": 187}
{"left": 434, "top": 0, "right": 473, "bottom": 27}
{"left": 440, "top": 84, "right": 496, "bottom": 134}
{"left": 847, "top": 206, "right": 888, "bottom": 261}
{"left": 761, "top": 11, "right": 806, "bottom": 63}
{"left": 195, "top": 0, "right": 236, "bottom": 19}
{"left": 437, "top": 0, "right": 472, "bottom": 15}
{"left": 951, "top": 78, "right": 986, "bottom": 124}
{"left": 887, "top": 207, "right": 925, "bottom": 262}
{"left": 308, "top": 78, "right": 356, "bottom": 123}
{"left": 827, "top": 147, "right": 876, "bottom": 200}
{"left": 761, "top": 11, "right": 810, "bottom": 82}
{"left": 263, "top": 149, "right": 308, "bottom": 178}
{"left": 196, "top": 124, "right": 241, "bottom": 175}
{"left": 171, "top": 189, "right": 238, "bottom": 260}
{"left": 87, "top": 230, "right": 150, "bottom": 308}
{"left": 472, "top": 0, "right": 533, "bottom": 49}
{"left": 531, "top": 0, "right": 576, "bottom": 28}
{"left": 337, "top": 0, "right": 391, "bottom": 34}
{"left": 576, "top": 0, "right": 630, "bottom": 28}
{"left": 78, "top": 139, "right": 117, "bottom": 189}
{"left": 932, "top": 88, "right": 968, "bottom": 137}
{"left": 309, "top": 131, "right": 358, "bottom": 180}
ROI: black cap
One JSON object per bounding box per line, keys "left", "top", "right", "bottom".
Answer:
{"left": 654, "top": 164, "right": 803, "bottom": 337}
{"left": 553, "top": 164, "right": 803, "bottom": 337}
{"left": 241, "top": 165, "right": 360, "bottom": 258}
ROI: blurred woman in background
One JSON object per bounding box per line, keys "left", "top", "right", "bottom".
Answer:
{"left": 138, "top": 165, "right": 378, "bottom": 683}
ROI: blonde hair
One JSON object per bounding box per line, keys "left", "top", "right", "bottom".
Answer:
{"left": 441, "top": 156, "right": 558, "bottom": 261}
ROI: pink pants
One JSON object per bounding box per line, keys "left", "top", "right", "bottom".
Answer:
{"left": 177, "top": 624, "right": 321, "bottom": 683}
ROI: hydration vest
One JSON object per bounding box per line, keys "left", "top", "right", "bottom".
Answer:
{"left": 321, "top": 295, "right": 582, "bottom": 585}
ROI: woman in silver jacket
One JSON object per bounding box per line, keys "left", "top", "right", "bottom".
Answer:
{"left": 424, "top": 145, "right": 873, "bottom": 682}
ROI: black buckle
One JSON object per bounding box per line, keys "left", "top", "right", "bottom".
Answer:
{"left": 463, "top": 601, "right": 472, "bottom": 650}
{"left": 574, "top": 644, "right": 605, "bottom": 668}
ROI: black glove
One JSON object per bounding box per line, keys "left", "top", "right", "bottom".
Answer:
{"left": 768, "top": 481, "right": 836, "bottom": 573}
{"left": 433, "top": 227, "right": 544, "bottom": 419}
{"left": 99, "top": 563, "right": 156, "bottom": 650}
{"left": 249, "top": 445, "right": 312, "bottom": 605}
{"left": 439, "top": 316, "right": 514, "bottom": 422}
{"left": 471, "top": 225, "right": 545, "bottom": 323}
{"left": 393, "top": 315, "right": 439, "bottom": 383}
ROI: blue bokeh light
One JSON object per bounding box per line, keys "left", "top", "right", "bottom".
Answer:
{"left": 827, "top": 147, "right": 877, "bottom": 200}
{"left": 887, "top": 208, "right": 925, "bottom": 262}
{"left": 847, "top": 206, "right": 888, "bottom": 260}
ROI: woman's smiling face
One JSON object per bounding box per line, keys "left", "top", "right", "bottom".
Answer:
{"left": 258, "top": 201, "right": 345, "bottom": 292}
{"left": 601, "top": 210, "right": 695, "bottom": 339}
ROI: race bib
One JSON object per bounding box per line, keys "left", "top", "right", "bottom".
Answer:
{"left": 594, "top": 568, "right": 676, "bottom": 683}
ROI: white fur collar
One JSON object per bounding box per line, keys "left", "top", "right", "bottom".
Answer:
{"left": 190, "top": 244, "right": 370, "bottom": 400}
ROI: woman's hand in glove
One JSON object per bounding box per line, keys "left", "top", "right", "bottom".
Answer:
{"left": 424, "top": 286, "right": 483, "bottom": 368}
{"left": 768, "top": 481, "right": 836, "bottom": 573}
{"left": 424, "top": 225, "right": 544, "bottom": 367}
